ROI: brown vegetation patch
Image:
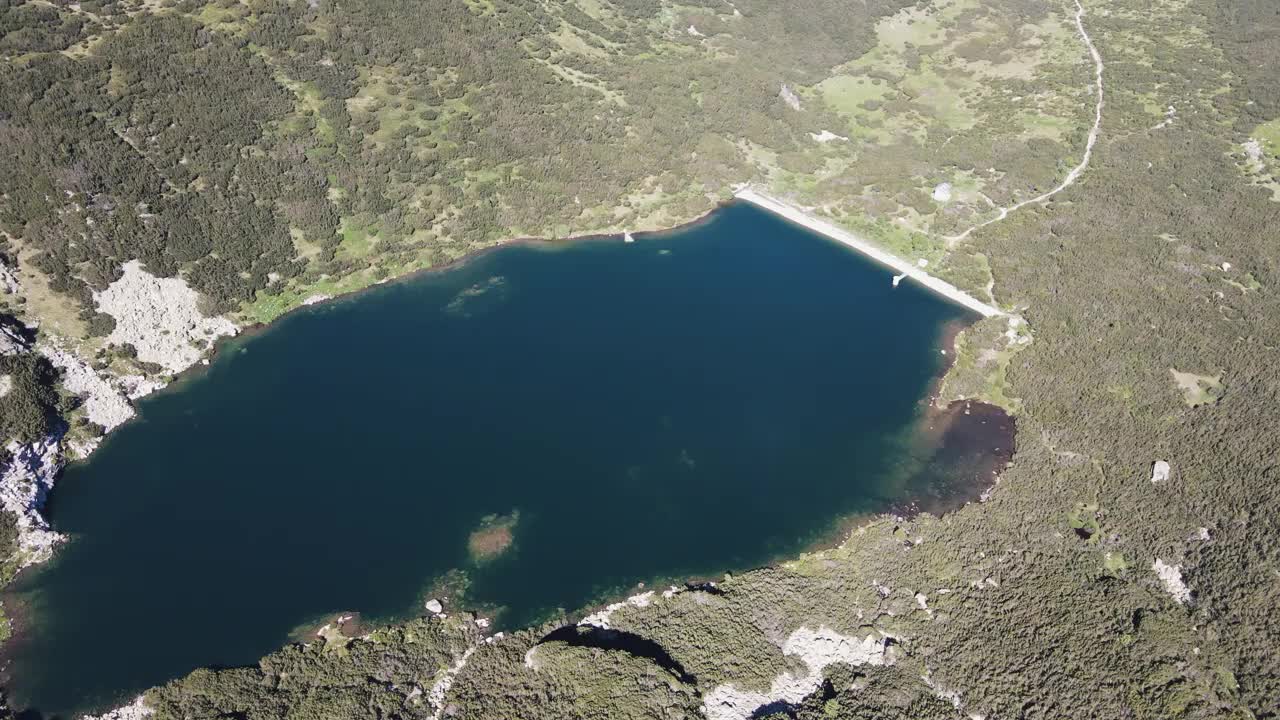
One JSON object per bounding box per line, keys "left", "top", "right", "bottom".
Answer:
{"left": 468, "top": 511, "right": 518, "bottom": 563}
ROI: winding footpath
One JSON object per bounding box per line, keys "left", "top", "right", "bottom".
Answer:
{"left": 738, "top": 0, "right": 1103, "bottom": 316}
{"left": 944, "top": 0, "right": 1104, "bottom": 245}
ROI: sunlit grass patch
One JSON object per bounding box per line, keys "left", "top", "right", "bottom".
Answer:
{"left": 817, "top": 74, "right": 894, "bottom": 114}
{"left": 1255, "top": 117, "right": 1280, "bottom": 156}
{"left": 1169, "top": 369, "right": 1223, "bottom": 408}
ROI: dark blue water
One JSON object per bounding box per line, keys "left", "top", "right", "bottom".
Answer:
{"left": 4, "top": 202, "right": 988, "bottom": 716}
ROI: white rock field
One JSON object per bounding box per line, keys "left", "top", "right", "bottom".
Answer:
{"left": 1, "top": 437, "right": 64, "bottom": 567}
{"left": 2, "top": 259, "right": 239, "bottom": 571}
{"left": 96, "top": 260, "right": 238, "bottom": 373}
{"left": 38, "top": 342, "right": 136, "bottom": 432}
{"left": 702, "top": 626, "right": 891, "bottom": 720}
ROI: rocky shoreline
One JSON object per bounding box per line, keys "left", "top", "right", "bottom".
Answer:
{"left": 1, "top": 263, "right": 241, "bottom": 571}
{"left": 0, "top": 437, "right": 62, "bottom": 569}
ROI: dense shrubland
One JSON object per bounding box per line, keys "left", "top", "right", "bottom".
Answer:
{"left": 0, "top": 0, "right": 920, "bottom": 323}
{"left": 0, "top": 314, "right": 59, "bottom": 449}
{"left": 3, "top": 0, "right": 1280, "bottom": 717}
{"left": 0, "top": 352, "right": 59, "bottom": 445}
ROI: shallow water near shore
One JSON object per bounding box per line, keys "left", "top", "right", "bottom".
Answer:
{"left": 3, "top": 201, "right": 1009, "bottom": 716}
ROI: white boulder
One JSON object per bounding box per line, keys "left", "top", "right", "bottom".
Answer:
{"left": 779, "top": 84, "right": 802, "bottom": 111}
{"left": 1150, "top": 460, "right": 1171, "bottom": 483}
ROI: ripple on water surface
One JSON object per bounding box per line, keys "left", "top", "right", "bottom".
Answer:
{"left": 3, "top": 202, "right": 1011, "bottom": 716}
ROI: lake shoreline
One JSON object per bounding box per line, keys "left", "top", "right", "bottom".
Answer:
{"left": 294, "top": 316, "right": 1016, "bottom": 656}
{"left": 3, "top": 196, "right": 1021, "bottom": 717}
{"left": 737, "top": 313, "right": 1015, "bottom": 564}
{"left": 277, "top": 369, "right": 1017, "bottom": 682}
{"left": 32, "top": 198, "right": 733, "bottom": 477}
{"left": 234, "top": 199, "right": 731, "bottom": 335}
{"left": 74, "top": 187, "right": 988, "bottom": 451}
{"left": 111, "top": 197, "right": 735, "bottom": 414}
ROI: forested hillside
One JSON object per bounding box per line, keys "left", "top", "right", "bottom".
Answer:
{"left": 3, "top": 0, "right": 1280, "bottom": 717}
{"left": 1, "top": 0, "right": 1095, "bottom": 334}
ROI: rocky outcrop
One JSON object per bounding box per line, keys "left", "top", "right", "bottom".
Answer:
{"left": 3, "top": 339, "right": 165, "bottom": 567}
{"left": 428, "top": 646, "right": 476, "bottom": 720}
{"left": 0, "top": 323, "right": 66, "bottom": 567}
{"left": 95, "top": 260, "right": 238, "bottom": 373}
{"left": 2, "top": 260, "right": 235, "bottom": 573}
{"left": 0, "top": 324, "right": 25, "bottom": 355}
{"left": 117, "top": 374, "right": 168, "bottom": 401}
{"left": 2, "top": 329, "right": 152, "bottom": 569}
{"left": 81, "top": 695, "right": 153, "bottom": 720}
{"left": 809, "top": 130, "right": 848, "bottom": 143}
{"left": 1150, "top": 460, "right": 1171, "bottom": 483}
{"left": 779, "top": 84, "right": 802, "bottom": 111}
{"left": 1, "top": 436, "right": 64, "bottom": 568}
{"left": 0, "top": 257, "right": 19, "bottom": 295}
{"left": 2, "top": 340, "right": 142, "bottom": 566}
{"left": 1244, "top": 138, "right": 1264, "bottom": 168}
{"left": 702, "top": 626, "right": 892, "bottom": 720}
{"left": 38, "top": 341, "right": 136, "bottom": 435}
{"left": 1153, "top": 559, "right": 1192, "bottom": 604}
{"left": 578, "top": 591, "right": 654, "bottom": 630}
